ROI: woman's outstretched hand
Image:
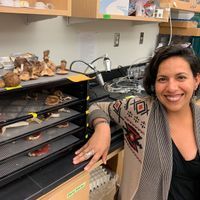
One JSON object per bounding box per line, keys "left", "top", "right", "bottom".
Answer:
{"left": 73, "top": 122, "right": 111, "bottom": 171}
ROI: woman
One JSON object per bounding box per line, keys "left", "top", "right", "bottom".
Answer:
{"left": 73, "top": 45, "right": 200, "bottom": 200}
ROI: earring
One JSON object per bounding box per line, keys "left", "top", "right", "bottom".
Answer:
{"left": 192, "top": 89, "right": 198, "bottom": 101}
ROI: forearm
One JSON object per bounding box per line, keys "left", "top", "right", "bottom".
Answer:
{"left": 92, "top": 118, "right": 110, "bottom": 129}
{"left": 89, "top": 102, "right": 111, "bottom": 127}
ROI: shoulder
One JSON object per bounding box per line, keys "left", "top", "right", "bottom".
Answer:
{"left": 192, "top": 99, "right": 200, "bottom": 110}
{"left": 123, "top": 95, "right": 154, "bottom": 108}
{"left": 191, "top": 101, "right": 200, "bottom": 122}
{"left": 194, "top": 102, "right": 200, "bottom": 114}
{"left": 110, "top": 95, "right": 154, "bottom": 115}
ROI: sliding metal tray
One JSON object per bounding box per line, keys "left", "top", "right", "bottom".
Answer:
{"left": 0, "top": 134, "right": 81, "bottom": 187}
{"left": 0, "top": 72, "right": 81, "bottom": 95}
{"left": 0, "top": 109, "right": 82, "bottom": 145}
{"left": 0, "top": 122, "right": 84, "bottom": 162}
{"left": 0, "top": 92, "right": 79, "bottom": 125}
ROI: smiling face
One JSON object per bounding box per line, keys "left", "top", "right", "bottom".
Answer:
{"left": 155, "top": 56, "right": 200, "bottom": 113}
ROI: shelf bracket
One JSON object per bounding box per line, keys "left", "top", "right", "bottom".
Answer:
{"left": 23, "top": 14, "right": 57, "bottom": 25}
{"left": 63, "top": 17, "right": 96, "bottom": 25}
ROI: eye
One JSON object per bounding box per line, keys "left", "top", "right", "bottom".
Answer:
{"left": 157, "top": 77, "right": 167, "bottom": 83}
{"left": 177, "top": 75, "right": 187, "bottom": 81}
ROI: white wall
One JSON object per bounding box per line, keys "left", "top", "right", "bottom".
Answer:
{"left": 0, "top": 13, "right": 159, "bottom": 72}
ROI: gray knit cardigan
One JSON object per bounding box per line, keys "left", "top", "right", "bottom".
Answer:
{"left": 89, "top": 96, "right": 200, "bottom": 200}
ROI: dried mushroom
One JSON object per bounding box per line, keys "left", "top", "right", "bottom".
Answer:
{"left": 40, "top": 64, "right": 54, "bottom": 76}
{"left": 3, "top": 72, "right": 21, "bottom": 87}
{"left": 28, "top": 144, "right": 50, "bottom": 157}
{"left": 14, "top": 57, "right": 31, "bottom": 74}
{"left": 0, "top": 79, "right": 5, "bottom": 88}
{"left": 42, "top": 50, "right": 56, "bottom": 72}
{"left": 31, "top": 61, "right": 43, "bottom": 77}
{"left": 14, "top": 57, "right": 27, "bottom": 68}
{"left": 57, "top": 122, "right": 69, "bottom": 128}
{"left": 20, "top": 71, "right": 30, "bottom": 81}
{"left": 25, "top": 132, "right": 41, "bottom": 141}
{"left": 45, "top": 95, "right": 60, "bottom": 106}
{"left": 56, "top": 59, "right": 68, "bottom": 75}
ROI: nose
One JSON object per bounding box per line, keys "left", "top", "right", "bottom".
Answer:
{"left": 167, "top": 79, "right": 178, "bottom": 92}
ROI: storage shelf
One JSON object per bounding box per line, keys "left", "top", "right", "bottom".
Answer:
{"left": 160, "top": 1, "right": 192, "bottom": 12}
{"left": 159, "top": 20, "right": 200, "bottom": 36}
{"left": 160, "top": 21, "right": 198, "bottom": 28}
{"left": 0, "top": 1, "right": 71, "bottom": 16}
{"left": 0, "top": 93, "right": 79, "bottom": 124}
{"left": 0, "top": 134, "right": 80, "bottom": 182}
{"left": 0, "top": 6, "right": 70, "bottom": 16}
{"left": 0, "top": 123, "right": 82, "bottom": 162}
{"left": 0, "top": 67, "right": 88, "bottom": 188}
{"left": 96, "top": 14, "right": 168, "bottom": 22}
{"left": 159, "top": 27, "right": 200, "bottom": 36}
{"left": 71, "top": 0, "right": 169, "bottom": 22}
{"left": 0, "top": 110, "right": 82, "bottom": 145}
{"left": 0, "top": 71, "right": 86, "bottom": 95}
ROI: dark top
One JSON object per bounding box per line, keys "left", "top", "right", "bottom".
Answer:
{"left": 168, "top": 141, "right": 200, "bottom": 200}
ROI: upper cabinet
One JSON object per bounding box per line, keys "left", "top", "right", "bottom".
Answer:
{"left": 159, "top": 20, "right": 200, "bottom": 36}
{"left": 71, "top": 0, "right": 169, "bottom": 22}
{"left": 159, "top": 0, "right": 200, "bottom": 36}
{"left": 0, "top": 0, "right": 71, "bottom": 16}
{"left": 160, "top": 0, "right": 200, "bottom": 12}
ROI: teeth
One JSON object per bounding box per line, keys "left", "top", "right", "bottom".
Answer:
{"left": 165, "top": 95, "right": 181, "bottom": 102}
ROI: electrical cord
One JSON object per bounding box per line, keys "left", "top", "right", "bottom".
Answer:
{"left": 117, "top": 65, "right": 127, "bottom": 77}
{"left": 167, "top": 7, "right": 172, "bottom": 46}
{"left": 67, "top": 68, "right": 89, "bottom": 75}
{"left": 104, "top": 75, "right": 143, "bottom": 94}
{"left": 70, "top": 60, "right": 95, "bottom": 71}
{"left": 127, "top": 57, "right": 150, "bottom": 80}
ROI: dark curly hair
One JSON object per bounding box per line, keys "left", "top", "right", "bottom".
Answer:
{"left": 143, "top": 45, "right": 200, "bottom": 96}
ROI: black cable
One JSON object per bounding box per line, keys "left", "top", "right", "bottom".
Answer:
{"left": 117, "top": 65, "right": 127, "bottom": 77}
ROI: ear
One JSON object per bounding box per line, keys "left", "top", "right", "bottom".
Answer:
{"left": 194, "top": 73, "right": 200, "bottom": 90}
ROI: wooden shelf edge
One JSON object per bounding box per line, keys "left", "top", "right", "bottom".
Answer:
{"left": 159, "top": 27, "right": 200, "bottom": 36}
{"left": 160, "top": 1, "right": 195, "bottom": 12}
{"left": 92, "top": 147, "right": 124, "bottom": 170}
{"left": 160, "top": 21, "right": 198, "bottom": 28}
{"left": 97, "top": 14, "right": 168, "bottom": 22}
{"left": 0, "top": 7, "right": 71, "bottom": 16}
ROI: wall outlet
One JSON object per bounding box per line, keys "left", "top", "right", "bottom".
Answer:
{"left": 139, "top": 32, "right": 144, "bottom": 44}
{"left": 114, "top": 33, "right": 120, "bottom": 47}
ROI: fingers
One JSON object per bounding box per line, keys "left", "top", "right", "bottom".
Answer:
{"left": 84, "top": 153, "right": 101, "bottom": 171}
{"left": 73, "top": 148, "right": 107, "bottom": 171}
{"left": 75, "top": 143, "right": 89, "bottom": 155}
{"left": 73, "top": 153, "right": 87, "bottom": 165}
{"left": 73, "top": 132, "right": 111, "bottom": 170}
{"left": 102, "top": 150, "right": 108, "bottom": 165}
{"left": 73, "top": 148, "right": 92, "bottom": 164}
{"left": 74, "top": 149, "right": 109, "bottom": 171}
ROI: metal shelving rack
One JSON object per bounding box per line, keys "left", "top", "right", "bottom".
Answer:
{"left": 0, "top": 72, "right": 89, "bottom": 187}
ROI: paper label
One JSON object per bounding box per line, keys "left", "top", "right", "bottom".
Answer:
{"left": 85, "top": 110, "right": 89, "bottom": 115}
{"left": 67, "top": 74, "right": 91, "bottom": 82}
{"left": 67, "top": 182, "right": 86, "bottom": 199}
{"left": 5, "top": 85, "right": 22, "bottom": 90}
{"left": 103, "top": 14, "right": 111, "bottom": 19}
{"left": 28, "top": 112, "right": 38, "bottom": 118}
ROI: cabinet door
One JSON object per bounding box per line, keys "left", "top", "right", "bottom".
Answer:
{"left": 0, "top": 0, "right": 71, "bottom": 16}
{"left": 38, "top": 172, "right": 90, "bottom": 200}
